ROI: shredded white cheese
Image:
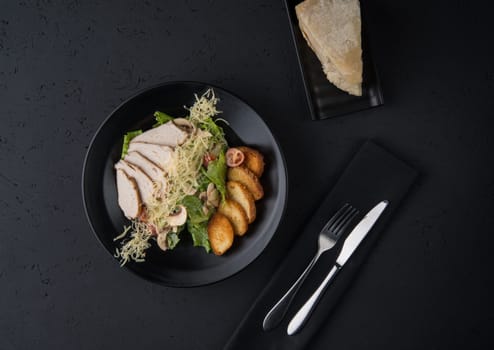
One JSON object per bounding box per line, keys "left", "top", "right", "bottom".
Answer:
{"left": 188, "top": 89, "right": 221, "bottom": 123}
{"left": 146, "top": 128, "right": 212, "bottom": 227}
{"left": 114, "top": 221, "right": 152, "bottom": 266}
{"left": 115, "top": 89, "right": 223, "bottom": 265}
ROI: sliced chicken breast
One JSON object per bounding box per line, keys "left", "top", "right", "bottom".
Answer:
{"left": 131, "top": 121, "right": 189, "bottom": 147}
{"left": 127, "top": 142, "right": 173, "bottom": 171}
{"left": 116, "top": 169, "right": 142, "bottom": 219}
{"left": 124, "top": 151, "right": 167, "bottom": 195}
{"left": 115, "top": 160, "right": 156, "bottom": 205}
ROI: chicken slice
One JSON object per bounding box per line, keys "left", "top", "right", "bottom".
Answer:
{"left": 130, "top": 121, "right": 190, "bottom": 147}
{"left": 124, "top": 151, "right": 168, "bottom": 195}
{"left": 116, "top": 169, "right": 142, "bottom": 219}
{"left": 127, "top": 142, "right": 173, "bottom": 171}
{"left": 115, "top": 160, "right": 156, "bottom": 206}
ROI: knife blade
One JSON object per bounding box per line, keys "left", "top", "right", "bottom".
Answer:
{"left": 335, "top": 200, "right": 388, "bottom": 266}
{"left": 287, "top": 200, "right": 389, "bottom": 335}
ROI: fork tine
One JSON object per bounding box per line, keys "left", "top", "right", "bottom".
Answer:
{"left": 334, "top": 208, "right": 359, "bottom": 236}
{"left": 324, "top": 203, "right": 350, "bottom": 229}
{"left": 331, "top": 205, "right": 354, "bottom": 231}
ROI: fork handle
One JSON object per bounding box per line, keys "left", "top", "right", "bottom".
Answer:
{"left": 287, "top": 264, "right": 341, "bottom": 335}
{"left": 262, "top": 252, "right": 322, "bottom": 331}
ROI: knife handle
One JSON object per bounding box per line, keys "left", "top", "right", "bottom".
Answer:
{"left": 287, "top": 264, "right": 341, "bottom": 335}
{"left": 262, "top": 252, "right": 322, "bottom": 331}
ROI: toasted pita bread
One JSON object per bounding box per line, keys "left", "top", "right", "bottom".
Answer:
{"left": 237, "top": 146, "right": 265, "bottom": 178}
{"left": 208, "top": 213, "right": 234, "bottom": 255}
{"left": 218, "top": 199, "right": 249, "bottom": 236}
{"left": 227, "top": 181, "right": 256, "bottom": 223}
{"left": 227, "top": 166, "right": 264, "bottom": 201}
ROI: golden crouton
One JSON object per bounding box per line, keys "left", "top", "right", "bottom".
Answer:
{"left": 227, "top": 181, "right": 256, "bottom": 223}
{"left": 218, "top": 199, "right": 249, "bottom": 236}
{"left": 208, "top": 213, "right": 234, "bottom": 256}
{"left": 238, "top": 146, "right": 265, "bottom": 177}
{"left": 227, "top": 166, "right": 264, "bottom": 201}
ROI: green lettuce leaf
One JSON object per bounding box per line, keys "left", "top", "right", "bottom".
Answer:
{"left": 203, "top": 118, "right": 224, "bottom": 141}
{"left": 182, "top": 195, "right": 210, "bottom": 225}
{"left": 187, "top": 221, "right": 211, "bottom": 253}
{"left": 121, "top": 129, "right": 143, "bottom": 158}
{"left": 153, "top": 111, "right": 174, "bottom": 127}
{"left": 196, "top": 117, "right": 227, "bottom": 149}
{"left": 165, "top": 225, "right": 185, "bottom": 250}
{"left": 166, "top": 232, "right": 180, "bottom": 250}
{"left": 204, "top": 151, "right": 227, "bottom": 201}
{"left": 182, "top": 195, "right": 213, "bottom": 253}
{"left": 197, "top": 173, "right": 210, "bottom": 192}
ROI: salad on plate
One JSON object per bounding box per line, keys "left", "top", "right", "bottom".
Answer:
{"left": 113, "top": 90, "right": 265, "bottom": 265}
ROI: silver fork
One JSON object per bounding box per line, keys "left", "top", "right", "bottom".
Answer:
{"left": 262, "top": 204, "right": 359, "bottom": 331}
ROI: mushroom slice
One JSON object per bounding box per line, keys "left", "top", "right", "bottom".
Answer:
{"left": 167, "top": 205, "right": 187, "bottom": 227}
{"left": 173, "top": 118, "right": 196, "bottom": 134}
{"left": 116, "top": 169, "right": 142, "bottom": 219}
{"left": 131, "top": 121, "right": 189, "bottom": 147}
{"left": 206, "top": 183, "right": 220, "bottom": 208}
{"left": 157, "top": 232, "right": 168, "bottom": 251}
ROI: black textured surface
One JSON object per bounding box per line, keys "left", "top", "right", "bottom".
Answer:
{"left": 1, "top": 1, "right": 494, "bottom": 349}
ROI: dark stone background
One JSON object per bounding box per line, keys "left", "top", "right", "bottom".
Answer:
{"left": 1, "top": 0, "right": 493, "bottom": 349}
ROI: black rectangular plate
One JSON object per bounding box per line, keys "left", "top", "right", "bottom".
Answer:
{"left": 284, "top": 0, "right": 384, "bottom": 120}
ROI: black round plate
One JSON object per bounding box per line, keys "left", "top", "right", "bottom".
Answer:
{"left": 82, "top": 81, "right": 287, "bottom": 287}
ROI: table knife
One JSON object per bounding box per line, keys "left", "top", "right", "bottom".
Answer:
{"left": 287, "top": 200, "right": 389, "bottom": 335}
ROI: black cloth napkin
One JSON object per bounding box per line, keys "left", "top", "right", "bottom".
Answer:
{"left": 224, "top": 141, "right": 418, "bottom": 350}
